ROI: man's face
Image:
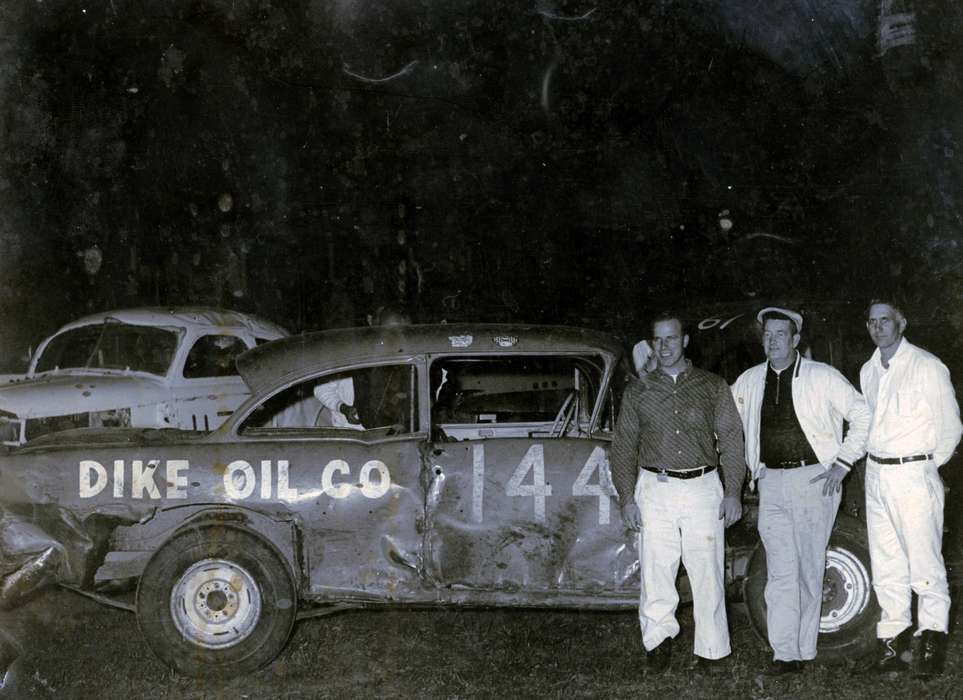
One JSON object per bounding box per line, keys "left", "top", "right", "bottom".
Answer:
{"left": 762, "top": 318, "right": 799, "bottom": 366}
{"left": 866, "top": 303, "right": 906, "bottom": 351}
{"left": 652, "top": 319, "right": 688, "bottom": 372}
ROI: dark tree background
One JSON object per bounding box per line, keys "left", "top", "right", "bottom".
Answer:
{"left": 0, "top": 0, "right": 960, "bottom": 366}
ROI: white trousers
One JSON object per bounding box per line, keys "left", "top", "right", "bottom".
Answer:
{"left": 635, "top": 469, "right": 730, "bottom": 659}
{"left": 756, "top": 464, "right": 840, "bottom": 661}
{"left": 865, "top": 458, "right": 949, "bottom": 638}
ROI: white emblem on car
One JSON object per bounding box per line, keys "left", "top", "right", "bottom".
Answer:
{"left": 448, "top": 335, "right": 473, "bottom": 348}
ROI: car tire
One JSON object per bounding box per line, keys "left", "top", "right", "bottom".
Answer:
{"left": 136, "top": 524, "right": 297, "bottom": 677}
{"left": 742, "top": 514, "right": 879, "bottom": 663}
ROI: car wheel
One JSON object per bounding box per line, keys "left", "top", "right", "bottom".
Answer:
{"left": 742, "top": 514, "right": 879, "bottom": 663}
{"left": 136, "top": 524, "right": 297, "bottom": 677}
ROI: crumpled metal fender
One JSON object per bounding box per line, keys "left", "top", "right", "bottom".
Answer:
{"left": 0, "top": 512, "right": 68, "bottom": 609}
{"left": 0, "top": 504, "right": 148, "bottom": 608}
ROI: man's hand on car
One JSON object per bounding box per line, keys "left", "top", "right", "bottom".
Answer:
{"left": 621, "top": 502, "right": 642, "bottom": 531}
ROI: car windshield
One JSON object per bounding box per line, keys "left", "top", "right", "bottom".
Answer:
{"left": 34, "top": 320, "right": 179, "bottom": 375}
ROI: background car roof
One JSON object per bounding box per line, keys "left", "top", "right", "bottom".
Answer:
{"left": 237, "top": 324, "right": 625, "bottom": 396}
{"left": 53, "top": 306, "right": 289, "bottom": 339}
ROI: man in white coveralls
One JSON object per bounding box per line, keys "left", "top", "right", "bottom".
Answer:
{"left": 859, "top": 299, "right": 961, "bottom": 678}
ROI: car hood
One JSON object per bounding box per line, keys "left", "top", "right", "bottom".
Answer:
{"left": 0, "top": 373, "right": 167, "bottom": 419}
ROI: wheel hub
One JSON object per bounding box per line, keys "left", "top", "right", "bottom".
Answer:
{"left": 820, "top": 546, "right": 871, "bottom": 633}
{"left": 170, "top": 558, "right": 262, "bottom": 649}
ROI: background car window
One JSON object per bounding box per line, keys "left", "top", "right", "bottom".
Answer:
{"left": 35, "top": 322, "right": 178, "bottom": 375}
{"left": 183, "top": 335, "right": 247, "bottom": 378}
{"left": 430, "top": 356, "right": 603, "bottom": 439}
{"left": 240, "top": 364, "right": 418, "bottom": 436}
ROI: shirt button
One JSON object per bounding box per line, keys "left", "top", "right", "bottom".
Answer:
{"left": 675, "top": 429, "right": 680, "bottom": 434}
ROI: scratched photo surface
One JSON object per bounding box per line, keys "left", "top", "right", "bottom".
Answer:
{"left": 0, "top": 1, "right": 961, "bottom": 698}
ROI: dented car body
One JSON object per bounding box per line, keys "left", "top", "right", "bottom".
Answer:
{"left": 0, "top": 323, "right": 878, "bottom": 676}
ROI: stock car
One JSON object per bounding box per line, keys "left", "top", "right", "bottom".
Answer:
{"left": 0, "top": 307, "right": 288, "bottom": 447}
{"left": 0, "top": 323, "right": 878, "bottom": 677}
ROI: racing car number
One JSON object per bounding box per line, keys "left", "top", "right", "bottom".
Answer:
{"left": 461, "top": 444, "right": 617, "bottom": 526}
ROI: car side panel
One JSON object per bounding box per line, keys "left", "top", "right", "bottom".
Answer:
{"left": 425, "top": 438, "right": 639, "bottom": 595}
{"left": 0, "top": 436, "right": 428, "bottom": 602}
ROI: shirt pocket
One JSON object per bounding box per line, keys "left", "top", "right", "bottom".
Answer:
{"left": 896, "top": 390, "right": 927, "bottom": 418}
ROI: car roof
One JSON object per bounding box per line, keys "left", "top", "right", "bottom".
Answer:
{"left": 237, "top": 324, "right": 625, "bottom": 396}
{"left": 53, "top": 306, "right": 289, "bottom": 339}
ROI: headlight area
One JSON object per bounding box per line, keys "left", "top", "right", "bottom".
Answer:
{"left": 0, "top": 410, "right": 24, "bottom": 446}
{"left": 24, "top": 407, "right": 131, "bottom": 441}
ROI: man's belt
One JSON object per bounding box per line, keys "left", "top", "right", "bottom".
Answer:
{"left": 868, "top": 453, "right": 933, "bottom": 465}
{"left": 641, "top": 465, "right": 717, "bottom": 479}
{"left": 766, "top": 458, "right": 819, "bottom": 470}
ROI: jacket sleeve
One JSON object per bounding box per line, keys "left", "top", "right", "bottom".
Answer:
{"left": 715, "top": 377, "right": 746, "bottom": 497}
{"left": 610, "top": 381, "right": 643, "bottom": 507}
{"left": 926, "top": 360, "right": 963, "bottom": 467}
{"left": 825, "top": 367, "right": 870, "bottom": 469}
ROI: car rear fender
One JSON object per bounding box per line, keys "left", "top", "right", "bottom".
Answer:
{"left": 96, "top": 504, "right": 304, "bottom": 592}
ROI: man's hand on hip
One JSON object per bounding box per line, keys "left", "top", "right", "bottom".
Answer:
{"left": 719, "top": 495, "right": 742, "bottom": 527}
{"left": 621, "top": 502, "right": 642, "bottom": 531}
{"left": 810, "top": 463, "right": 848, "bottom": 496}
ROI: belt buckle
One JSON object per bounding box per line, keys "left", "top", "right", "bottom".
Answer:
{"left": 657, "top": 467, "right": 669, "bottom": 483}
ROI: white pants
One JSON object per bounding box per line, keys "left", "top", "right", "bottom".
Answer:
{"left": 756, "top": 464, "right": 840, "bottom": 661}
{"left": 635, "top": 469, "right": 730, "bottom": 659}
{"left": 865, "top": 458, "right": 949, "bottom": 638}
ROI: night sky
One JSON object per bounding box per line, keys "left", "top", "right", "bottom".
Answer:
{"left": 0, "top": 0, "right": 961, "bottom": 368}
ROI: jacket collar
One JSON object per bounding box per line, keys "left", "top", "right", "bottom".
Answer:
{"left": 767, "top": 351, "right": 803, "bottom": 379}
{"left": 872, "top": 337, "right": 912, "bottom": 370}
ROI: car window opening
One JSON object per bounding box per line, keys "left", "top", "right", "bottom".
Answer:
{"left": 240, "top": 363, "right": 419, "bottom": 438}
{"left": 429, "top": 355, "right": 605, "bottom": 441}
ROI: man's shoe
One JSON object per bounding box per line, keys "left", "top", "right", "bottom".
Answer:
{"left": 646, "top": 638, "right": 672, "bottom": 675}
{"left": 764, "top": 660, "right": 804, "bottom": 676}
{"left": 851, "top": 629, "right": 913, "bottom": 674}
{"left": 871, "top": 629, "right": 912, "bottom": 673}
{"left": 689, "top": 655, "right": 727, "bottom": 675}
{"left": 913, "top": 630, "right": 947, "bottom": 679}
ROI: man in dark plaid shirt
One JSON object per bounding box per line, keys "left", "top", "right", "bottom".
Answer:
{"left": 612, "top": 312, "right": 745, "bottom": 675}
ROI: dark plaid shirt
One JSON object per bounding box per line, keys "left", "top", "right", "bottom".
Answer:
{"left": 611, "top": 361, "right": 746, "bottom": 506}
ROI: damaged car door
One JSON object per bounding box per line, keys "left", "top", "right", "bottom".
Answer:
{"left": 424, "top": 353, "right": 638, "bottom": 601}
{"left": 235, "top": 359, "right": 428, "bottom": 600}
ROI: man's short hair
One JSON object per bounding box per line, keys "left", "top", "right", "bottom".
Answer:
{"left": 649, "top": 312, "right": 687, "bottom": 337}
{"left": 759, "top": 310, "right": 800, "bottom": 336}
{"left": 866, "top": 297, "right": 906, "bottom": 321}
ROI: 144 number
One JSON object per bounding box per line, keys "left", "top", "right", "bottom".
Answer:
{"left": 464, "top": 445, "right": 617, "bottom": 525}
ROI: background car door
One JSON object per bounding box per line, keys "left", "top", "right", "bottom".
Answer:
{"left": 173, "top": 333, "right": 252, "bottom": 431}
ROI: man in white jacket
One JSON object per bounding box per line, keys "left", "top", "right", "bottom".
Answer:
{"left": 860, "top": 299, "right": 962, "bottom": 678}
{"left": 732, "top": 307, "right": 869, "bottom": 675}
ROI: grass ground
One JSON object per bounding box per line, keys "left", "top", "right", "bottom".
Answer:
{"left": 0, "top": 590, "right": 958, "bottom": 699}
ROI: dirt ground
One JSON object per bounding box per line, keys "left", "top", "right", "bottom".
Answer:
{"left": 0, "top": 590, "right": 958, "bottom": 699}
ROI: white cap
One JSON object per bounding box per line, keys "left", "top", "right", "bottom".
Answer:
{"left": 756, "top": 307, "right": 803, "bottom": 333}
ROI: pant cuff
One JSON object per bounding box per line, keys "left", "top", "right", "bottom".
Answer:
{"left": 877, "top": 623, "right": 912, "bottom": 639}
